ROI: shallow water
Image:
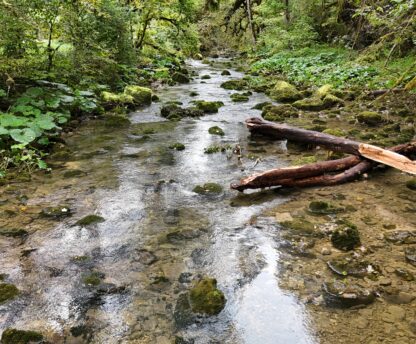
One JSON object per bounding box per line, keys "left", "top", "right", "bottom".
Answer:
{"left": 0, "top": 59, "right": 315, "bottom": 343}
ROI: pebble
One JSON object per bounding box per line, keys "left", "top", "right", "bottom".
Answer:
{"left": 321, "top": 247, "right": 332, "bottom": 255}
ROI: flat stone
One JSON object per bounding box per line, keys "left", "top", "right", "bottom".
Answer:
{"left": 383, "top": 305, "right": 406, "bottom": 323}
{"left": 275, "top": 212, "right": 293, "bottom": 223}
{"left": 385, "top": 292, "right": 415, "bottom": 304}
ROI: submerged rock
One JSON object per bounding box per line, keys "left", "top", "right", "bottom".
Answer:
{"left": 327, "top": 257, "right": 379, "bottom": 277}
{"left": 308, "top": 201, "right": 344, "bottom": 215}
{"left": 103, "top": 115, "right": 131, "bottom": 128}
{"left": 0, "top": 283, "right": 19, "bottom": 304}
{"left": 193, "top": 183, "right": 223, "bottom": 195}
{"left": 83, "top": 271, "right": 105, "bottom": 287}
{"left": 208, "top": 126, "right": 225, "bottom": 136}
{"left": 230, "top": 93, "right": 249, "bottom": 102}
{"left": 75, "top": 215, "right": 105, "bottom": 227}
{"left": 168, "top": 143, "right": 186, "bottom": 151}
{"left": 63, "top": 169, "right": 85, "bottom": 178}
{"left": 384, "top": 230, "right": 416, "bottom": 244}
{"left": 220, "top": 79, "right": 248, "bottom": 90}
{"left": 0, "top": 228, "right": 28, "bottom": 237}
{"left": 405, "top": 247, "right": 416, "bottom": 266}
{"left": 1, "top": 328, "right": 43, "bottom": 344}
{"left": 189, "top": 277, "right": 226, "bottom": 315}
{"left": 322, "top": 281, "right": 375, "bottom": 308}
{"left": 280, "top": 219, "right": 316, "bottom": 236}
{"left": 331, "top": 221, "right": 360, "bottom": 251}
{"left": 41, "top": 205, "right": 71, "bottom": 219}
{"left": 191, "top": 100, "right": 224, "bottom": 113}
{"left": 269, "top": 81, "right": 301, "bottom": 102}
{"left": 135, "top": 249, "right": 157, "bottom": 265}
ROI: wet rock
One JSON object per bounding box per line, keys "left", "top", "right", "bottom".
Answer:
{"left": 172, "top": 72, "right": 190, "bottom": 84}
{"left": 293, "top": 94, "right": 343, "bottom": 111}
{"left": 384, "top": 230, "right": 416, "bottom": 244}
{"left": 382, "top": 305, "right": 406, "bottom": 323}
{"left": 275, "top": 212, "right": 293, "bottom": 223}
{"left": 327, "top": 257, "right": 378, "bottom": 277}
{"left": 103, "top": 115, "right": 131, "bottom": 128}
{"left": 168, "top": 143, "right": 185, "bottom": 151}
{"left": 135, "top": 249, "right": 157, "bottom": 265}
{"left": 174, "top": 293, "right": 195, "bottom": 329}
{"left": 204, "top": 144, "right": 232, "bottom": 154}
{"left": 189, "top": 277, "right": 226, "bottom": 315}
{"left": 191, "top": 248, "right": 208, "bottom": 266}
{"left": 75, "top": 214, "right": 105, "bottom": 227}
{"left": 269, "top": 81, "right": 301, "bottom": 102}
{"left": 322, "top": 128, "right": 345, "bottom": 137}
{"left": 164, "top": 208, "right": 180, "bottom": 225}
{"left": 191, "top": 100, "right": 224, "bottom": 113}
{"left": 0, "top": 283, "right": 19, "bottom": 304}
{"left": 262, "top": 104, "right": 298, "bottom": 121}
{"left": 220, "top": 79, "right": 248, "bottom": 90}
{"left": 0, "top": 228, "right": 28, "bottom": 237}
{"left": 394, "top": 268, "right": 414, "bottom": 281}
{"left": 70, "top": 325, "right": 92, "bottom": 341}
{"left": 308, "top": 201, "right": 344, "bottom": 215}
{"left": 41, "top": 205, "right": 71, "bottom": 219}
{"left": 149, "top": 275, "right": 170, "bottom": 291}
{"left": 404, "top": 247, "right": 416, "bottom": 266}
{"left": 357, "top": 111, "right": 383, "bottom": 126}
{"left": 280, "top": 219, "right": 316, "bottom": 236}
{"left": 331, "top": 221, "right": 360, "bottom": 251}
{"left": 201, "top": 75, "right": 211, "bottom": 80}
{"left": 83, "top": 271, "right": 105, "bottom": 287}
{"left": 189, "top": 91, "right": 198, "bottom": 97}
{"left": 193, "top": 183, "right": 223, "bottom": 195}
{"left": 280, "top": 238, "right": 317, "bottom": 258}
{"left": 406, "top": 179, "right": 416, "bottom": 191}
{"left": 221, "top": 70, "right": 231, "bottom": 76}
{"left": 179, "top": 272, "right": 193, "bottom": 284}
{"left": 1, "top": 328, "right": 43, "bottom": 344}
{"left": 322, "top": 281, "right": 375, "bottom": 308}
{"left": 208, "top": 126, "right": 224, "bottom": 136}
{"left": 230, "top": 93, "right": 249, "bottom": 102}
{"left": 124, "top": 85, "right": 152, "bottom": 106}
{"left": 252, "top": 101, "right": 272, "bottom": 110}
{"left": 63, "top": 169, "right": 85, "bottom": 178}
{"left": 167, "top": 230, "right": 201, "bottom": 243}
{"left": 96, "top": 282, "right": 126, "bottom": 295}
{"left": 101, "top": 91, "right": 134, "bottom": 107}
{"left": 160, "top": 104, "right": 203, "bottom": 121}
{"left": 384, "top": 290, "right": 415, "bottom": 304}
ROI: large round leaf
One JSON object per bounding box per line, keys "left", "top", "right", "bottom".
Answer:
{"left": 9, "top": 128, "right": 37, "bottom": 144}
{"left": 0, "top": 114, "right": 29, "bottom": 127}
{"left": 0, "top": 126, "right": 8, "bottom": 135}
{"left": 35, "top": 115, "right": 56, "bottom": 130}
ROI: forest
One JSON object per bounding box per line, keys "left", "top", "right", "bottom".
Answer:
{"left": 0, "top": 1, "right": 415, "bottom": 344}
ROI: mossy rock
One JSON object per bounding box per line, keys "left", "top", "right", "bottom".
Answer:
{"left": 190, "top": 91, "right": 199, "bottom": 97}
{"left": 83, "top": 271, "right": 104, "bottom": 286}
{"left": 189, "top": 277, "right": 226, "bottom": 315}
{"left": 208, "top": 126, "right": 224, "bottom": 136}
{"left": 292, "top": 155, "right": 317, "bottom": 165}
{"left": 193, "top": 183, "right": 223, "bottom": 195}
{"left": 280, "top": 219, "right": 316, "bottom": 236}
{"left": 230, "top": 93, "right": 249, "bottom": 102}
{"left": 191, "top": 100, "right": 224, "bottom": 113}
{"left": 41, "top": 205, "right": 71, "bottom": 219}
{"left": 201, "top": 75, "right": 211, "bottom": 80}
{"left": 357, "top": 111, "right": 383, "bottom": 126}
{"left": 169, "top": 143, "right": 185, "bottom": 151}
{"left": 293, "top": 94, "right": 343, "bottom": 111}
{"left": 221, "top": 70, "right": 231, "bottom": 76}
{"left": 103, "top": 115, "right": 131, "bottom": 128}
{"left": 406, "top": 179, "right": 416, "bottom": 191}
{"left": 204, "top": 144, "right": 232, "bottom": 154}
{"left": 0, "top": 228, "right": 28, "bottom": 237}
{"left": 308, "top": 201, "right": 344, "bottom": 215}
{"left": 252, "top": 101, "right": 272, "bottom": 110}
{"left": 315, "top": 84, "right": 334, "bottom": 98}
{"left": 331, "top": 221, "right": 360, "bottom": 251}
{"left": 160, "top": 104, "right": 203, "bottom": 120}
{"left": 269, "top": 81, "right": 301, "bottom": 102}
{"left": 63, "top": 169, "right": 85, "bottom": 178}
{"left": 0, "top": 283, "right": 19, "bottom": 304}
{"left": 220, "top": 79, "right": 248, "bottom": 90}
{"left": 1, "top": 329, "right": 43, "bottom": 344}
{"left": 76, "top": 215, "right": 105, "bottom": 227}
{"left": 101, "top": 91, "right": 134, "bottom": 107}
{"left": 124, "top": 85, "right": 152, "bottom": 106}
{"left": 172, "top": 72, "right": 190, "bottom": 84}
{"left": 322, "top": 128, "right": 345, "bottom": 137}
{"left": 262, "top": 104, "right": 298, "bottom": 122}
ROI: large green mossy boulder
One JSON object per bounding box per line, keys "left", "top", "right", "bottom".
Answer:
{"left": 331, "top": 221, "right": 361, "bottom": 251}
{"left": 269, "top": 81, "right": 301, "bottom": 102}
{"left": 101, "top": 91, "right": 135, "bottom": 107}
{"left": 220, "top": 79, "right": 248, "bottom": 90}
{"left": 262, "top": 104, "right": 298, "bottom": 122}
{"left": 208, "top": 126, "right": 225, "bottom": 136}
{"left": 1, "top": 329, "right": 43, "bottom": 344}
{"left": 191, "top": 100, "right": 224, "bottom": 113}
{"left": 124, "top": 85, "right": 152, "bottom": 106}
{"left": 76, "top": 215, "right": 105, "bottom": 227}
{"left": 172, "top": 72, "right": 190, "bottom": 84}
{"left": 293, "top": 94, "right": 343, "bottom": 111}
{"left": 189, "top": 278, "right": 226, "bottom": 315}
{"left": 0, "top": 283, "right": 19, "bottom": 304}
{"left": 160, "top": 104, "right": 203, "bottom": 121}
{"left": 357, "top": 111, "right": 383, "bottom": 126}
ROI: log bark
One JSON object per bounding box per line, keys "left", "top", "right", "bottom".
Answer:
{"left": 246, "top": 118, "right": 416, "bottom": 174}
{"left": 231, "top": 141, "right": 416, "bottom": 192}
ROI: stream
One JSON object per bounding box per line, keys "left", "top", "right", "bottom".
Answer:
{"left": 0, "top": 59, "right": 315, "bottom": 343}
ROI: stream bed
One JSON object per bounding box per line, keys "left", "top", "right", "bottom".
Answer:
{"left": 0, "top": 59, "right": 316, "bottom": 343}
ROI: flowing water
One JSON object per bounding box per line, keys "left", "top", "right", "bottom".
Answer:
{"left": 0, "top": 59, "right": 315, "bottom": 343}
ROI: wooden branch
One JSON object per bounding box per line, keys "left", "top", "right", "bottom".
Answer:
{"left": 246, "top": 118, "right": 416, "bottom": 174}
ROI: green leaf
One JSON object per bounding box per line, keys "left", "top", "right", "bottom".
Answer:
{"left": 0, "top": 89, "right": 6, "bottom": 98}
{"left": 0, "top": 114, "right": 29, "bottom": 127}
{"left": 35, "top": 115, "right": 56, "bottom": 130}
{"left": 37, "top": 159, "right": 48, "bottom": 169}
{"left": 9, "top": 128, "right": 37, "bottom": 144}
{"left": 0, "top": 126, "right": 8, "bottom": 135}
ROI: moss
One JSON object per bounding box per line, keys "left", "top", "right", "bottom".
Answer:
{"left": 193, "top": 183, "right": 223, "bottom": 195}
{"left": 204, "top": 145, "right": 232, "bottom": 154}
{"left": 190, "top": 91, "right": 199, "bottom": 97}
{"left": 201, "top": 75, "right": 211, "bottom": 80}
{"left": 0, "top": 228, "right": 28, "bottom": 237}
{"left": 308, "top": 201, "right": 344, "bottom": 215}
{"left": 124, "top": 85, "right": 152, "bottom": 106}
{"left": 230, "top": 93, "right": 249, "bottom": 102}
{"left": 1, "top": 329, "right": 43, "bottom": 344}
{"left": 189, "top": 277, "right": 226, "bottom": 315}
{"left": 252, "top": 101, "right": 272, "bottom": 110}
{"left": 262, "top": 104, "right": 298, "bottom": 122}
{"left": 280, "top": 219, "right": 315, "bottom": 235}
{"left": 406, "top": 179, "right": 416, "bottom": 191}
{"left": 191, "top": 100, "right": 224, "bottom": 113}
{"left": 63, "top": 169, "right": 85, "bottom": 178}
{"left": 323, "top": 128, "right": 345, "bottom": 137}
{"left": 331, "top": 221, "right": 361, "bottom": 251}
{"left": 221, "top": 70, "right": 231, "bottom": 76}
{"left": 83, "top": 271, "right": 104, "bottom": 286}
{"left": 101, "top": 91, "right": 134, "bottom": 106}
{"left": 169, "top": 143, "right": 185, "bottom": 151}
{"left": 161, "top": 104, "right": 203, "bottom": 120}
{"left": 315, "top": 84, "right": 334, "bottom": 98}
{"left": 71, "top": 255, "right": 90, "bottom": 263}
{"left": 41, "top": 205, "right": 71, "bottom": 219}
{"left": 357, "top": 111, "right": 383, "bottom": 126}
{"left": 292, "top": 155, "right": 317, "bottom": 165}
{"left": 269, "top": 81, "right": 301, "bottom": 102}
{"left": 76, "top": 215, "right": 105, "bottom": 226}
{"left": 208, "top": 126, "right": 225, "bottom": 136}
{"left": 0, "top": 283, "right": 19, "bottom": 304}
{"left": 220, "top": 79, "right": 248, "bottom": 90}
{"left": 172, "top": 72, "right": 190, "bottom": 84}
{"left": 103, "top": 115, "right": 131, "bottom": 128}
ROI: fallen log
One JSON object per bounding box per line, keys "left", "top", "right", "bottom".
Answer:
{"left": 231, "top": 138, "right": 416, "bottom": 192}
{"left": 246, "top": 117, "right": 416, "bottom": 175}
